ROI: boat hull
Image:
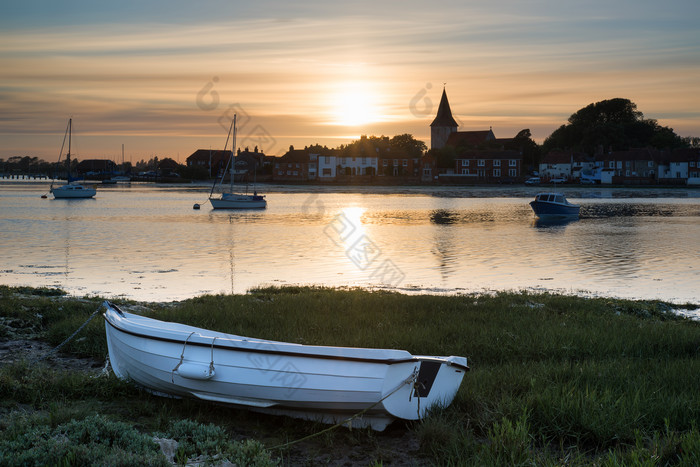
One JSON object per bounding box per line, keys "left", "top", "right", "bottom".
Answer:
{"left": 103, "top": 302, "right": 467, "bottom": 430}
{"left": 529, "top": 200, "right": 579, "bottom": 219}
{"left": 51, "top": 184, "right": 97, "bottom": 199}
{"left": 210, "top": 193, "right": 266, "bottom": 209}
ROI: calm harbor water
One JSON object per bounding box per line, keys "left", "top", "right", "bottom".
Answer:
{"left": 1, "top": 181, "right": 699, "bottom": 308}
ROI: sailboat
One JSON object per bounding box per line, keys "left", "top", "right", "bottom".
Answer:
{"left": 50, "top": 118, "right": 96, "bottom": 199}
{"left": 209, "top": 116, "right": 267, "bottom": 209}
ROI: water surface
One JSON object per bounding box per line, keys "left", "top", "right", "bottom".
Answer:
{"left": 1, "top": 181, "right": 699, "bottom": 306}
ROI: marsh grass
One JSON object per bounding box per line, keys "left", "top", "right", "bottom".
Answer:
{"left": 1, "top": 285, "right": 699, "bottom": 464}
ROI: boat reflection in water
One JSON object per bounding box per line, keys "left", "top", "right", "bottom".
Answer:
{"left": 532, "top": 216, "right": 579, "bottom": 228}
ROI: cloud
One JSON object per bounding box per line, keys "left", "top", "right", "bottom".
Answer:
{"left": 1, "top": 5, "right": 699, "bottom": 159}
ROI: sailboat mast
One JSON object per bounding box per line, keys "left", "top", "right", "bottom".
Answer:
{"left": 230, "top": 114, "right": 237, "bottom": 191}
{"left": 66, "top": 118, "right": 72, "bottom": 179}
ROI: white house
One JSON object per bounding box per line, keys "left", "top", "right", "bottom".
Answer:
{"left": 317, "top": 154, "right": 337, "bottom": 179}
{"left": 338, "top": 155, "right": 378, "bottom": 175}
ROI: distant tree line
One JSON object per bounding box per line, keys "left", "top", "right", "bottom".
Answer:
{"left": 3, "top": 98, "right": 697, "bottom": 178}
{"left": 430, "top": 97, "right": 697, "bottom": 173}
{"left": 542, "top": 98, "right": 689, "bottom": 154}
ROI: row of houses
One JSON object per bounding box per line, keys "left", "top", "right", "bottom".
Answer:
{"left": 186, "top": 146, "right": 424, "bottom": 182}
{"left": 539, "top": 148, "right": 700, "bottom": 185}
{"left": 184, "top": 141, "right": 700, "bottom": 186}
{"left": 185, "top": 88, "right": 700, "bottom": 186}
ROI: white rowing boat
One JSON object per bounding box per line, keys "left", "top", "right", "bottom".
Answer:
{"left": 103, "top": 301, "right": 468, "bottom": 430}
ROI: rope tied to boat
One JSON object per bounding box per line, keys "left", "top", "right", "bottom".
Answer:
{"left": 31, "top": 302, "right": 104, "bottom": 363}
{"left": 268, "top": 366, "right": 420, "bottom": 451}
{"left": 171, "top": 332, "right": 196, "bottom": 382}
{"left": 209, "top": 337, "right": 217, "bottom": 376}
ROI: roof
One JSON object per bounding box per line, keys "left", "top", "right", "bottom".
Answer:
{"left": 279, "top": 149, "right": 310, "bottom": 163}
{"left": 669, "top": 148, "right": 700, "bottom": 162}
{"left": 455, "top": 150, "right": 522, "bottom": 160}
{"left": 600, "top": 148, "right": 663, "bottom": 162}
{"left": 430, "top": 88, "right": 459, "bottom": 128}
{"left": 446, "top": 130, "right": 495, "bottom": 147}
{"left": 542, "top": 151, "right": 590, "bottom": 165}
{"left": 186, "top": 149, "right": 231, "bottom": 163}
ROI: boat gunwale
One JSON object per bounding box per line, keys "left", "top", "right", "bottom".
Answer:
{"left": 103, "top": 303, "right": 469, "bottom": 370}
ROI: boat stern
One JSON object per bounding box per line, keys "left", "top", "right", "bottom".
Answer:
{"left": 381, "top": 357, "right": 468, "bottom": 421}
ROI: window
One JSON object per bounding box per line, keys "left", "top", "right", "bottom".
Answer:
{"left": 322, "top": 168, "right": 332, "bottom": 176}
{"left": 494, "top": 159, "right": 501, "bottom": 167}
{"left": 509, "top": 168, "right": 517, "bottom": 177}
{"left": 295, "top": 163, "right": 299, "bottom": 168}
{"left": 478, "top": 159, "right": 485, "bottom": 167}
{"left": 690, "top": 161, "right": 696, "bottom": 168}
{"left": 383, "top": 160, "right": 388, "bottom": 166}
{"left": 363, "top": 157, "right": 367, "bottom": 164}
{"left": 324, "top": 156, "right": 330, "bottom": 164}
{"left": 609, "top": 161, "right": 615, "bottom": 168}
{"left": 509, "top": 159, "right": 517, "bottom": 167}
{"left": 461, "top": 160, "right": 467, "bottom": 166}
{"left": 494, "top": 169, "right": 501, "bottom": 177}
{"left": 293, "top": 171, "right": 298, "bottom": 176}
{"left": 625, "top": 170, "right": 630, "bottom": 176}
{"left": 423, "top": 168, "right": 431, "bottom": 175}
{"left": 403, "top": 159, "right": 408, "bottom": 166}
{"left": 274, "top": 163, "right": 279, "bottom": 168}
{"left": 461, "top": 169, "right": 468, "bottom": 175}
{"left": 650, "top": 161, "right": 656, "bottom": 167}
{"left": 616, "top": 161, "right": 622, "bottom": 169}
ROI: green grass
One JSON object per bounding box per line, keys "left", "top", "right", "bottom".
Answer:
{"left": 1, "top": 285, "right": 699, "bottom": 465}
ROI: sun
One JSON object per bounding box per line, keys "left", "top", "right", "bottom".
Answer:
{"left": 329, "top": 82, "right": 381, "bottom": 127}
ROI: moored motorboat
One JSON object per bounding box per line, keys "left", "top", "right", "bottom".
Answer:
{"left": 102, "top": 301, "right": 468, "bottom": 430}
{"left": 529, "top": 192, "right": 580, "bottom": 219}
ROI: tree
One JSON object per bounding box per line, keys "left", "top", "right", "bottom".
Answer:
{"left": 504, "top": 129, "right": 540, "bottom": 170}
{"left": 542, "top": 98, "right": 686, "bottom": 154}
{"left": 389, "top": 134, "right": 427, "bottom": 157}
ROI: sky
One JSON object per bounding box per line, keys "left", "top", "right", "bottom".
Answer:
{"left": 1, "top": 0, "right": 699, "bottom": 163}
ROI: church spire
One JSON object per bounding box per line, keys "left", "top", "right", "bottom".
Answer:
{"left": 430, "top": 87, "right": 458, "bottom": 128}
{"left": 430, "top": 86, "right": 459, "bottom": 150}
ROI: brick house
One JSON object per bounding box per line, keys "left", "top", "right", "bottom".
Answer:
{"left": 453, "top": 150, "right": 522, "bottom": 182}
{"left": 273, "top": 149, "right": 314, "bottom": 181}
{"left": 186, "top": 149, "right": 230, "bottom": 177}
{"left": 598, "top": 148, "right": 661, "bottom": 185}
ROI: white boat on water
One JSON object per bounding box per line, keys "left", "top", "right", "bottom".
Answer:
{"left": 103, "top": 301, "right": 468, "bottom": 430}
{"left": 50, "top": 119, "right": 96, "bottom": 199}
{"left": 209, "top": 116, "right": 266, "bottom": 209}
{"left": 51, "top": 182, "right": 97, "bottom": 198}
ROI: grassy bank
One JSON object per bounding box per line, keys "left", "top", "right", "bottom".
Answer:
{"left": 1, "top": 285, "right": 699, "bottom": 465}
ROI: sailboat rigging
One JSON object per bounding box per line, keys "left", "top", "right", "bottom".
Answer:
{"left": 49, "top": 118, "right": 96, "bottom": 199}
{"left": 208, "top": 115, "right": 267, "bottom": 209}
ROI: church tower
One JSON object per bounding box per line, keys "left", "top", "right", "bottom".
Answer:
{"left": 430, "top": 87, "right": 458, "bottom": 150}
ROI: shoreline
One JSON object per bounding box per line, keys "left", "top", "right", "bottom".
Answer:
{"left": 2, "top": 285, "right": 700, "bottom": 465}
